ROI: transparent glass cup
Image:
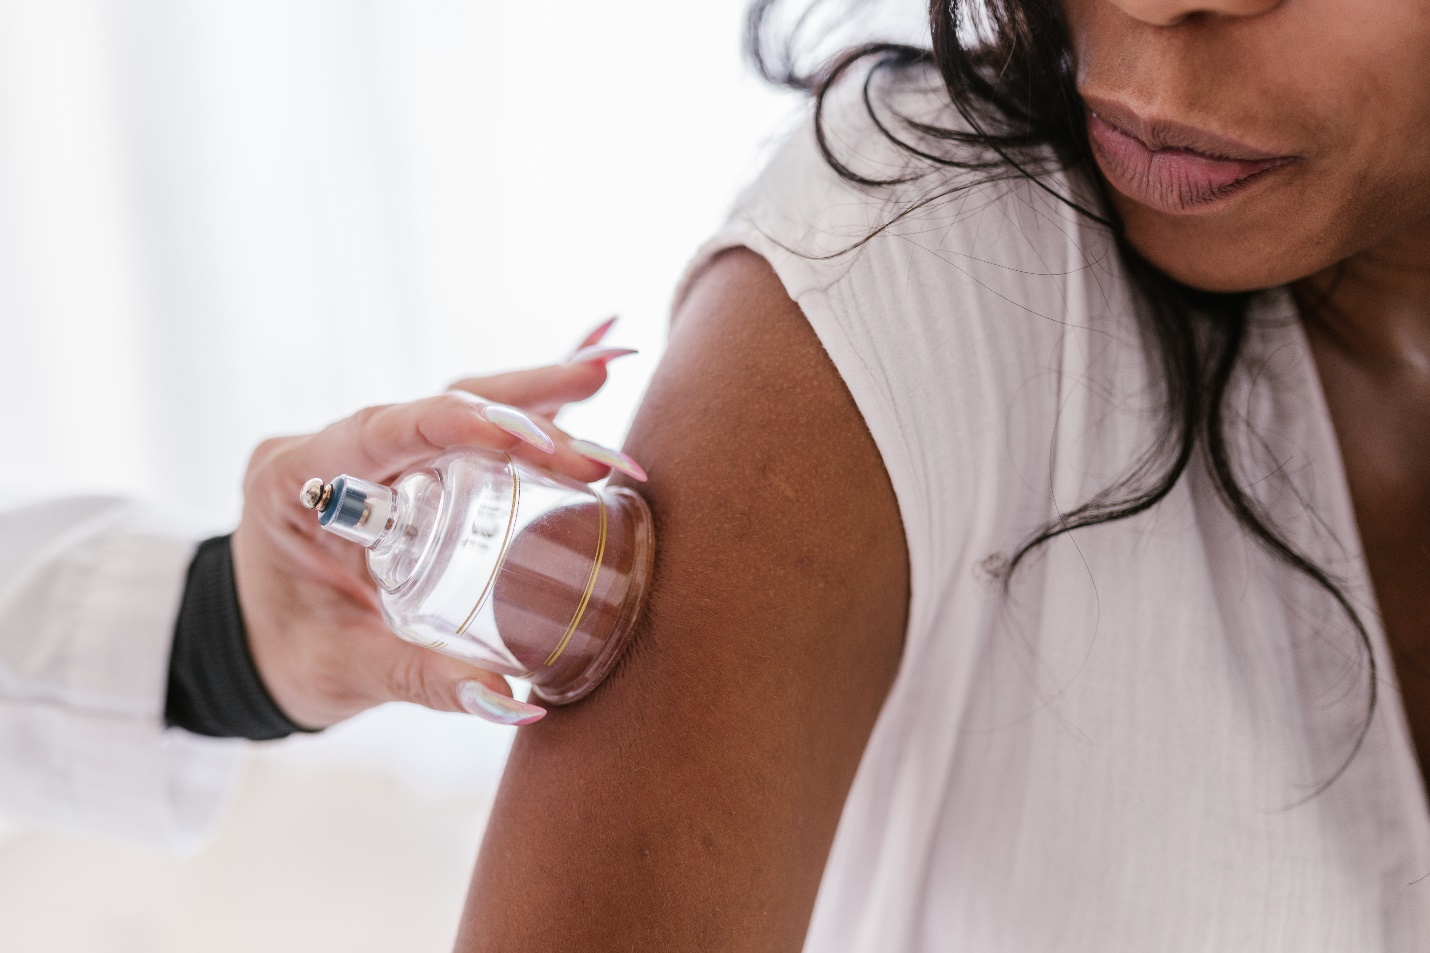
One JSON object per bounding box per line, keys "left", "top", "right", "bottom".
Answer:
{"left": 302, "top": 449, "right": 654, "bottom": 704}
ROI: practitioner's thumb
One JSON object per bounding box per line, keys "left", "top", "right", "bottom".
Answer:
{"left": 456, "top": 677, "right": 547, "bottom": 726}
{"left": 389, "top": 647, "right": 546, "bottom": 726}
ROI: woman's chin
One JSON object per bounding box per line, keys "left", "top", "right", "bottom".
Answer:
{"left": 1118, "top": 203, "right": 1327, "bottom": 295}
{"left": 1140, "top": 252, "right": 1281, "bottom": 294}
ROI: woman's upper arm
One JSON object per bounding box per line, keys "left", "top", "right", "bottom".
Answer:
{"left": 456, "top": 248, "right": 910, "bottom": 953}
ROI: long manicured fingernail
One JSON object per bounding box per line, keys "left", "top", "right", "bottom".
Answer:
{"left": 568, "top": 315, "right": 619, "bottom": 357}
{"left": 457, "top": 680, "right": 546, "bottom": 726}
{"left": 482, "top": 404, "right": 556, "bottom": 453}
{"left": 568, "top": 346, "right": 638, "bottom": 367}
{"left": 569, "top": 439, "right": 648, "bottom": 481}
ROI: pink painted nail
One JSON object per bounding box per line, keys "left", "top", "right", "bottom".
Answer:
{"left": 568, "top": 315, "right": 619, "bottom": 357}
{"left": 482, "top": 404, "right": 556, "bottom": 453}
{"left": 568, "top": 346, "right": 638, "bottom": 367}
{"left": 569, "top": 439, "right": 648, "bottom": 481}
{"left": 457, "top": 680, "right": 546, "bottom": 726}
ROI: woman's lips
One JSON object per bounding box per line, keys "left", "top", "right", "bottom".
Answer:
{"left": 1087, "top": 110, "right": 1296, "bottom": 215}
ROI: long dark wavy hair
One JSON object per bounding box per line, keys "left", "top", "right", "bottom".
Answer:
{"left": 746, "top": 0, "right": 1375, "bottom": 786}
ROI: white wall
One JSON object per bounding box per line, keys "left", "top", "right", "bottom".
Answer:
{"left": 0, "top": 0, "right": 801, "bottom": 515}
{"left": 0, "top": 1, "right": 800, "bottom": 949}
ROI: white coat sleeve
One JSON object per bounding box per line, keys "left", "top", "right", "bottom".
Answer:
{"left": 0, "top": 497, "right": 243, "bottom": 850}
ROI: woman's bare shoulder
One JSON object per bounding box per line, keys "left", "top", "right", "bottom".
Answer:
{"left": 456, "top": 247, "right": 909, "bottom": 953}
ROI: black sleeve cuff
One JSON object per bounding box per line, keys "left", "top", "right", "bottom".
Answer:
{"left": 165, "top": 535, "right": 318, "bottom": 740}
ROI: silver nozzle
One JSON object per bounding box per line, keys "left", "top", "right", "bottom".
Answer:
{"left": 300, "top": 478, "right": 333, "bottom": 512}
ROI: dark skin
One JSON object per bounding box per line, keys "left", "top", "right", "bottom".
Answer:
{"left": 1299, "top": 238, "right": 1430, "bottom": 795}
{"left": 456, "top": 248, "right": 909, "bottom": 951}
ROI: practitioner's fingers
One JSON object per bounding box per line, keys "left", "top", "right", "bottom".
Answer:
{"left": 448, "top": 316, "right": 636, "bottom": 417}
{"left": 266, "top": 393, "right": 553, "bottom": 490}
{"left": 448, "top": 361, "right": 609, "bottom": 419}
{"left": 382, "top": 639, "right": 546, "bottom": 726}
{"left": 448, "top": 351, "right": 637, "bottom": 419}
{"left": 568, "top": 314, "right": 618, "bottom": 355}
{"left": 291, "top": 388, "right": 630, "bottom": 487}
{"left": 488, "top": 401, "right": 642, "bottom": 483}
{"left": 465, "top": 390, "right": 647, "bottom": 483}
{"left": 245, "top": 324, "right": 646, "bottom": 527}
{"left": 248, "top": 394, "right": 643, "bottom": 527}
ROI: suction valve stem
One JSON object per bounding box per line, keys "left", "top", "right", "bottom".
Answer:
{"left": 300, "top": 478, "right": 333, "bottom": 513}
{"left": 298, "top": 473, "right": 398, "bottom": 548}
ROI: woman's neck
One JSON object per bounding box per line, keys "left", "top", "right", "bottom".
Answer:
{"left": 1295, "top": 219, "right": 1430, "bottom": 374}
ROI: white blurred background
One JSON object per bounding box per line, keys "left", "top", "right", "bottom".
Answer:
{"left": 0, "top": 1, "right": 800, "bottom": 949}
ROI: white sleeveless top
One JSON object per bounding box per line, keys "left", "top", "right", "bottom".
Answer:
{"left": 684, "top": 66, "right": 1430, "bottom": 951}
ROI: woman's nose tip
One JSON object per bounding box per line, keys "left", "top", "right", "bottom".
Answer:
{"left": 1108, "top": 0, "right": 1281, "bottom": 27}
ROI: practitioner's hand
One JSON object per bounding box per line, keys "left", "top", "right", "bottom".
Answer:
{"left": 231, "top": 321, "right": 646, "bottom": 729}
